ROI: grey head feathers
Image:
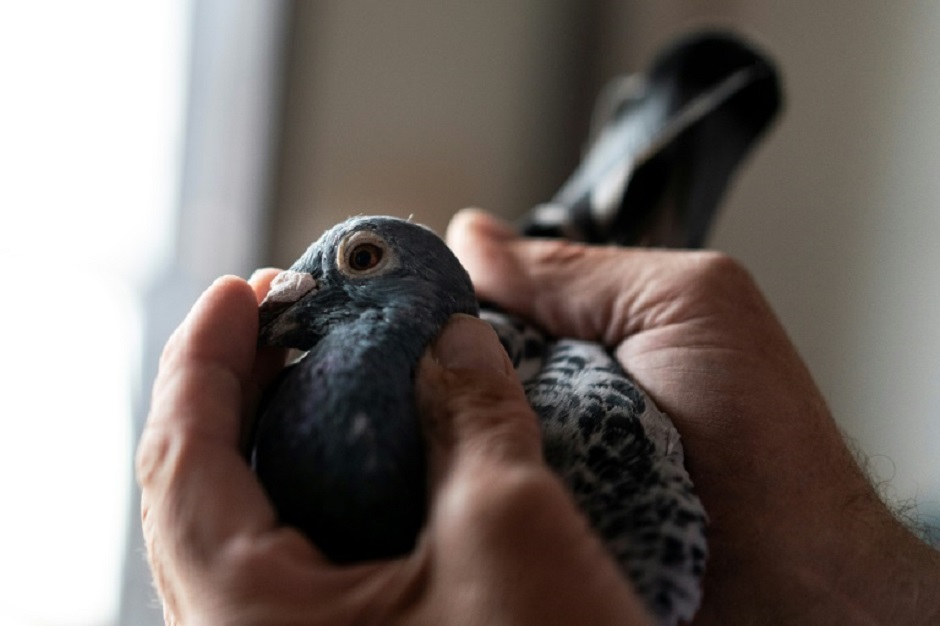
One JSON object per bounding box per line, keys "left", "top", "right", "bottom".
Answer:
{"left": 252, "top": 216, "right": 477, "bottom": 562}
{"left": 258, "top": 215, "right": 478, "bottom": 350}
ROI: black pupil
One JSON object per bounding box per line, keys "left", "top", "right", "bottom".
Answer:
{"left": 351, "top": 244, "right": 381, "bottom": 270}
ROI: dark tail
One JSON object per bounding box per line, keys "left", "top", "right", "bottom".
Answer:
{"left": 519, "top": 31, "right": 783, "bottom": 249}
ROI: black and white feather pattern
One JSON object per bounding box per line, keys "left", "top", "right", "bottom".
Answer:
{"left": 483, "top": 310, "right": 707, "bottom": 623}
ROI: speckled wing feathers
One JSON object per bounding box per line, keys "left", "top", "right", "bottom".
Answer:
{"left": 484, "top": 309, "right": 706, "bottom": 625}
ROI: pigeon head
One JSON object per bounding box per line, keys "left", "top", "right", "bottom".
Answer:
{"left": 258, "top": 216, "right": 479, "bottom": 350}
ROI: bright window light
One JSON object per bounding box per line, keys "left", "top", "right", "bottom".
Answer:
{"left": 0, "top": 2, "right": 187, "bottom": 625}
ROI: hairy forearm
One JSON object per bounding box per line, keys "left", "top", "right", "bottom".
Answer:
{"left": 835, "top": 505, "right": 940, "bottom": 625}
{"left": 692, "top": 444, "right": 940, "bottom": 626}
{"left": 819, "top": 442, "right": 940, "bottom": 624}
{"left": 774, "top": 479, "right": 940, "bottom": 625}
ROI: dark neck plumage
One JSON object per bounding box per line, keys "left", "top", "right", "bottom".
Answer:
{"left": 317, "top": 302, "right": 445, "bottom": 375}
{"left": 254, "top": 302, "right": 445, "bottom": 562}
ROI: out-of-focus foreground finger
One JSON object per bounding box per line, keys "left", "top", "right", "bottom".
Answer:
{"left": 244, "top": 268, "right": 289, "bottom": 452}
{"left": 415, "top": 314, "right": 543, "bottom": 484}
{"left": 137, "top": 276, "right": 279, "bottom": 576}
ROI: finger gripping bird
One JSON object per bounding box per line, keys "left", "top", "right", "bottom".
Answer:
{"left": 252, "top": 31, "right": 781, "bottom": 626}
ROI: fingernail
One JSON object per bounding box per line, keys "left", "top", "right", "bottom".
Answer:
{"left": 472, "top": 210, "right": 517, "bottom": 240}
{"left": 452, "top": 208, "right": 517, "bottom": 241}
{"left": 431, "top": 314, "right": 511, "bottom": 375}
{"left": 249, "top": 267, "right": 282, "bottom": 284}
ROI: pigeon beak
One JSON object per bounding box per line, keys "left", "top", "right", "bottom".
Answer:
{"left": 257, "top": 270, "right": 319, "bottom": 346}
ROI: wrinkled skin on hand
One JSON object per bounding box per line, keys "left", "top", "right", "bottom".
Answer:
{"left": 447, "top": 209, "right": 940, "bottom": 625}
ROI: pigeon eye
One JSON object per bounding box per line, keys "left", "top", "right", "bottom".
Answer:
{"left": 337, "top": 231, "right": 396, "bottom": 278}
{"left": 348, "top": 243, "right": 383, "bottom": 272}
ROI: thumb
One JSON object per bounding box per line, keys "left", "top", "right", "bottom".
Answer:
{"left": 415, "top": 314, "right": 543, "bottom": 486}
{"left": 446, "top": 207, "right": 750, "bottom": 347}
{"left": 414, "top": 315, "right": 655, "bottom": 626}
{"left": 445, "top": 207, "right": 631, "bottom": 341}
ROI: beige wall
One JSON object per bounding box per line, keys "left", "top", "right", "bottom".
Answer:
{"left": 269, "top": 2, "right": 940, "bottom": 525}
{"left": 271, "top": 1, "right": 596, "bottom": 261}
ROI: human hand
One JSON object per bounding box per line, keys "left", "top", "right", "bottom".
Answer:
{"left": 447, "top": 208, "right": 940, "bottom": 625}
{"left": 137, "top": 272, "right": 653, "bottom": 625}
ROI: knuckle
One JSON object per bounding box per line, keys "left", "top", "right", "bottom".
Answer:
{"left": 135, "top": 422, "right": 202, "bottom": 492}
{"left": 216, "top": 536, "right": 265, "bottom": 590}
{"left": 157, "top": 326, "right": 186, "bottom": 371}
{"left": 213, "top": 532, "right": 306, "bottom": 600}
{"left": 531, "top": 238, "right": 587, "bottom": 264}
{"left": 520, "top": 239, "right": 590, "bottom": 285}
{"left": 135, "top": 424, "right": 174, "bottom": 489}
{"left": 445, "top": 372, "right": 543, "bottom": 463}
{"left": 685, "top": 250, "right": 751, "bottom": 286}
{"left": 448, "top": 463, "right": 566, "bottom": 541}
{"left": 679, "top": 250, "right": 761, "bottom": 304}
{"left": 486, "top": 465, "right": 562, "bottom": 512}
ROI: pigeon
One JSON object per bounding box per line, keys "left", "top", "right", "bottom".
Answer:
{"left": 251, "top": 31, "right": 781, "bottom": 626}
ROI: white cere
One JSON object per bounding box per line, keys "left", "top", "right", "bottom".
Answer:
{"left": 262, "top": 270, "right": 318, "bottom": 305}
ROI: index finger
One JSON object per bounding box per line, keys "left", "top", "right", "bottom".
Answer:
{"left": 137, "top": 276, "right": 279, "bottom": 570}
{"left": 242, "top": 267, "right": 289, "bottom": 453}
